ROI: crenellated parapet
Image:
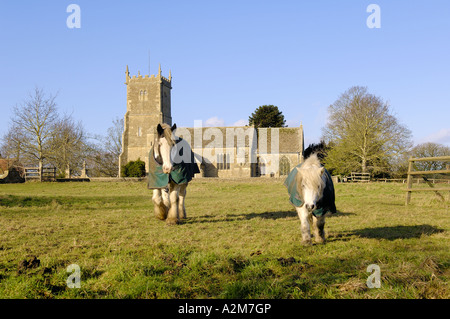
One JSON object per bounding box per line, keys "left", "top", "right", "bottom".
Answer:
{"left": 125, "top": 64, "right": 171, "bottom": 88}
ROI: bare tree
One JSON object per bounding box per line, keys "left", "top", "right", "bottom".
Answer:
{"left": 10, "top": 87, "right": 59, "bottom": 181}
{"left": 1, "top": 123, "right": 26, "bottom": 163}
{"left": 410, "top": 142, "right": 450, "bottom": 171}
{"left": 323, "top": 86, "right": 412, "bottom": 175}
{"left": 104, "top": 117, "right": 123, "bottom": 159}
{"left": 87, "top": 118, "right": 123, "bottom": 177}
{"left": 49, "top": 114, "right": 88, "bottom": 177}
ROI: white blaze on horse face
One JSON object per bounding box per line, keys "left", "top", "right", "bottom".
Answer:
{"left": 301, "top": 167, "right": 325, "bottom": 212}
{"left": 159, "top": 137, "right": 173, "bottom": 174}
{"left": 303, "top": 185, "right": 318, "bottom": 212}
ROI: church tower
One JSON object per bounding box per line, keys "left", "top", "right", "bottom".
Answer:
{"left": 119, "top": 64, "right": 172, "bottom": 176}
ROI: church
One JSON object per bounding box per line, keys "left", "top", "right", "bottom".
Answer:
{"left": 119, "top": 66, "right": 304, "bottom": 178}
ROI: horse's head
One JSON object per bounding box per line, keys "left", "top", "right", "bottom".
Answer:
{"left": 155, "top": 123, "right": 177, "bottom": 174}
{"left": 296, "top": 154, "right": 326, "bottom": 212}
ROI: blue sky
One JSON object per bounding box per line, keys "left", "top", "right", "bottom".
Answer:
{"left": 0, "top": 0, "right": 449, "bottom": 147}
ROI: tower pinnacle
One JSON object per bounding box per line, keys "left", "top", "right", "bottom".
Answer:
{"left": 125, "top": 65, "right": 130, "bottom": 84}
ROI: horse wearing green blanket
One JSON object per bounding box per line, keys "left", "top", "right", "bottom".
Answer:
{"left": 148, "top": 123, "right": 200, "bottom": 225}
{"left": 284, "top": 154, "right": 336, "bottom": 245}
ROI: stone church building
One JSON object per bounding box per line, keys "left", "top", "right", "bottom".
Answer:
{"left": 119, "top": 66, "right": 304, "bottom": 178}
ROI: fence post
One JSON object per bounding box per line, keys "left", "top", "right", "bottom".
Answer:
{"left": 447, "top": 160, "right": 450, "bottom": 191}
{"left": 405, "top": 155, "right": 450, "bottom": 205}
{"left": 405, "top": 157, "right": 413, "bottom": 205}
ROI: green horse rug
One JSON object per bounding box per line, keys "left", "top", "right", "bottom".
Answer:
{"left": 147, "top": 138, "right": 200, "bottom": 189}
{"left": 284, "top": 161, "right": 336, "bottom": 217}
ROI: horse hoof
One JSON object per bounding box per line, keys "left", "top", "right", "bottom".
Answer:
{"left": 302, "top": 239, "right": 312, "bottom": 246}
{"left": 166, "top": 218, "right": 179, "bottom": 225}
{"left": 154, "top": 213, "right": 167, "bottom": 221}
{"left": 315, "top": 238, "right": 326, "bottom": 244}
{"left": 154, "top": 207, "right": 168, "bottom": 221}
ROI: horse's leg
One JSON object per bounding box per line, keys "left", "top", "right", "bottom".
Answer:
{"left": 312, "top": 215, "right": 326, "bottom": 244}
{"left": 152, "top": 189, "right": 168, "bottom": 220}
{"left": 162, "top": 187, "right": 170, "bottom": 212}
{"left": 178, "top": 184, "right": 187, "bottom": 219}
{"left": 166, "top": 182, "right": 180, "bottom": 225}
{"left": 296, "top": 206, "right": 312, "bottom": 245}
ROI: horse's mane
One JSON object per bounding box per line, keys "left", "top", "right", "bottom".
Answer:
{"left": 153, "top": 123, "right": 176, "bottom": 164}
{"left": 303, "top": 141, "right": 328, "bottom": 164}
{"left": 298, "top": 153, "right": 325, "bottom": 189}
{"left": 301, "top": 153, "right": 322, "bottom": 169}
{"left": 157, "top": 123, "right": 175, "bottom": 146}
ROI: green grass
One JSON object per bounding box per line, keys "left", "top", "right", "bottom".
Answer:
{"left": 0, "top": 179, "right": 448, "bottom": 299}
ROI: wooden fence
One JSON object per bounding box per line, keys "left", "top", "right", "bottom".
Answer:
{"left": 405, "top": 156, "right": 450, "bottom": 205}
{"left": 374, "top": 178, "right": 450, "bottom": 183}
{"left": 350, "top": 172, "right": 370, "bottom": 182}
{"left": 24, "top": 167, "right": 57, "bottom": 182}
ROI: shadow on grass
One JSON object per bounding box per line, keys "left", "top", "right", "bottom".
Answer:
{"left": 0, "top": 195, "right": 54, "bottom": 207}
{"left": 0, "top": 194, "right": 146, "bottom": 208}
{"left": 350, "top": 224, "right": 445, "bottom": 240}
{"left": 243, "top": 210, "right": 356, "bottom": 220}
{"left": 189, "top": 211, "right": 296, "bottom": 223}
{"left": 189, "top": 210, "right": 356, "bottom": 224}
{"left": 245, "top": 211, "right": 295, "bottom": 220}
{"left": 328, "top": 210, "right": 356, "bottom": 218}
{"left": 328, "top": 224, "right": 445, "bottom": 242}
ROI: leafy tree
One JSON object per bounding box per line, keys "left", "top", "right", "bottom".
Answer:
{"left": 322, "top": 86, "right": 412, "bottom": 175}
{"left": 248, "top": 105, "right": 286, "bottom": 128}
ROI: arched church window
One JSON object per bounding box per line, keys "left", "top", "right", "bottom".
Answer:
{"left": 279, "top": 156, "right": 290, "bottom": 175}
{"left": 139, "top": 90, "right": 148, "bottom": 101}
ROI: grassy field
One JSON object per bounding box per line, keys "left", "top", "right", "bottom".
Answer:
{"left": 0, "top": 179, "right": 448, "bottom": 299}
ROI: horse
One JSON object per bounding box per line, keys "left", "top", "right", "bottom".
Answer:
{"left": 148, "top": 123, "right": 200, "bottom": 225}
{"left": 284, "top": 153, "right": 336, "bottom": 245}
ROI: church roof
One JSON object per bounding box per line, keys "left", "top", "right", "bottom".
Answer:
{"left": 174, "top": 126, "right": 303, "bottom": 154}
